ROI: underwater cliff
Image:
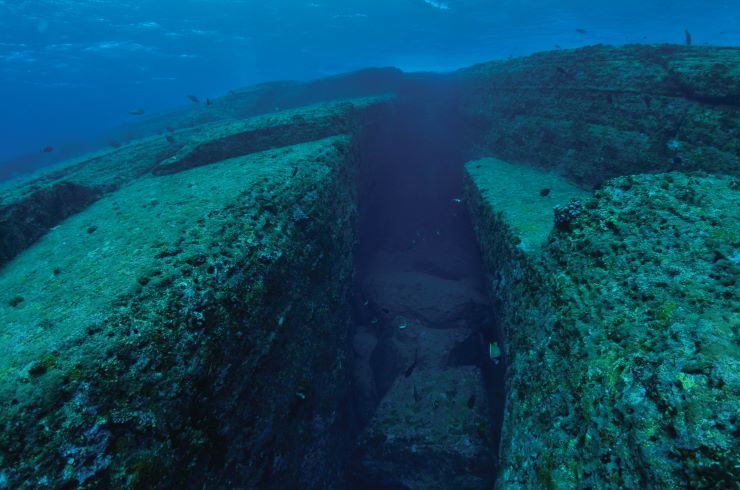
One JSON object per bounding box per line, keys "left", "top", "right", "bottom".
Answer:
{"left": 0, "top": 44, "right": 738, "bottom": 488}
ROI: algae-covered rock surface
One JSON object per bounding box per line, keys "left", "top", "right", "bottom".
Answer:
{"left": 464, "top": 158, "right": 590, "bottom": 253}
{"left": 465, "top": 159, "right": 739, "bottom": 488}
{"left": 0, "top": 132, "right": 360, "bottom": 488}
{"left": 459, "top": 45, "right": 740, "bottom": 186}
{"left": 0, "top": 96, "right": 390, "bottom": 270}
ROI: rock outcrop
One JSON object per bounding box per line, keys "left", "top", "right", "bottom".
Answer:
{"left": 1, "top": 43, "right": 738, "bottom": 490}
{"left": 0, "top": 96, "right": 390, "bottom": 488}
{"left": 458, "top": 45, "right": 740, "bottom": 186}
{"left": 465, "top": 158, "right": 739, "bottom": 488}
{"left": 0, "top": 97, "right": 390, "bottom": 269}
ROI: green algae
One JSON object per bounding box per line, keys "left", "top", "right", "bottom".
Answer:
{"left": 0, "top": 96, "right": 391, "bottom": 270}
{"left": 465, "top": 158, "right": 590, "bottom": 253}
{"left": 465, "top": 163, "right": 739, "bottom": 488}
{"left": 0, "top": 133, "right": 361, "bottom": 488}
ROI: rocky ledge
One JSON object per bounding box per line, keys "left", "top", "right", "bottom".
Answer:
{"left": 465, "top": 157, "right": 739, "bottom": 488}
{"left": 0, "top": 96, "right": 390, "bottom": 270}
{"left": 0, "top": 95, "right": 390, "bottom": 487}
{"left": 458, "top": 45, "right": 740, "bottom": 186}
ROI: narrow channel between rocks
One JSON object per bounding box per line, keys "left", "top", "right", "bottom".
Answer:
{"left": 345, "top": 78, "right": 506, "bottom": 489}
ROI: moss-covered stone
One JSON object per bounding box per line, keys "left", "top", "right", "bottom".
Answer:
{"left": 465, "top": 161, "right": 739, "bottom": 488}
{"left": 0, "top": 134, "right": 361, "bottom": 488}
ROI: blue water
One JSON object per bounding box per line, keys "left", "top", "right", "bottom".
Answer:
{"left": 0, "top": 0, "right": 738, "bottom": 168}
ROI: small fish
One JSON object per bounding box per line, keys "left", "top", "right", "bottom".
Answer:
{"left": 128, "top": 108, "right": 145, "bottom": 116}
{"left": 110, "top": 140, "right": 121, "bottom": 149}
{"left": 166, "top": 134, "right": 175, "bottom": 144}
{"left": 576, "top": 28, "right": 587, "bottom": 34}
{"left": 41, "top": 146, "right": 54, "bottom": 153}
{"left": 187, "top": 94, "right": 200, "bottom": 103}
{"left": 451, "top": 197, "right": 462, "bottom": 204}
{"left": 291, "top": 167, "right": 298, "bottom": 177}
{"left": 489, "top": 341, "right": 502, "bottom": 364}
{"left": 206, "top": 98, "right": 213, "bottom": 106}
{"left": 684, "top": 29, "right": 692, "bottom": 46}
{"left": 540, "top": 188, "right": 551, "bottom": 197}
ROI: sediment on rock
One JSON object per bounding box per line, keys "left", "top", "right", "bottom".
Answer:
{"left": 0, "top": 135, "right": 360, "bottom": 488}
{"left": 465, "top": 158, "right": 739, "bottom": 488}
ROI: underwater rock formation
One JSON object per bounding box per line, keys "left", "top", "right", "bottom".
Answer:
{"left": 465, "top": 158, "right": 739, "bottom": 488}
{"left": 458, "top": 45, "right": 740, "bottom": 186}
{"left": 0, "top": 97, "right": 389, "bottom": 270}
{"left": 0, "top": 97, "right": 391, "bottom": 488}
{"left": 0, "top": 44, "right": 738, "bottom": 489}
{"left": 117, "top": 68, "right": 405, "bottom": 139}
{"left": 353, "top": 325, "right": 494, "bottom": 489}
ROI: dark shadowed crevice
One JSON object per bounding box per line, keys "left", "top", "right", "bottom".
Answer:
{"left": 345, "top": 75, "right": 506, "bottom": 489}
{"left": 0, "top": 182, "right": 102, "bottom": 269}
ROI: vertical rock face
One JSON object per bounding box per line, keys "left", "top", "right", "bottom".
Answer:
{"left": 0, "top": 93, "right": 387, "bottom": 487}
{"left": 458, "top": 45, "right": 740, "bottom": 186}
{"left": 465, "top": 158, "right": 739, "bottom": 488}
{"left": 459, "top": 49, "right": 739, "bottom": 487}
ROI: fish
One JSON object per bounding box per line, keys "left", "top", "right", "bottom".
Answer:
{"left": 291, "top": 167, "right": 298, "bottom": 177}
{"left": 205, "top": 98, "right": 213, "bottom": 106}
{"left": 685, "top": 29, "right": 692, "bottom": 46}
{"left": 576, "top": 28, "right": 587, "bottom": 34}
{"left": 128, "top": 108, "right": 145, "bottom": 116}
{"left": 41, "top": 146, "right": 54, "bottom": 153}
{"left": 489, "top": 341, "right": 501, "bottom": 364}
{"left": 187, "top": 94, "right": 200, "bottom": 103}
{"left": 540, "top": 188, "right": 551, "bottom": 197}
{"left": 166, "top": 134, "right": 175, "bottom": 144}
{"left": 110, "top": 140, "right": 122, "bottom": 149}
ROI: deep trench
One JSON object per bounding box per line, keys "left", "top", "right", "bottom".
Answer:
{"left": 344, "top": 78, "right": 506, "bottom": 488}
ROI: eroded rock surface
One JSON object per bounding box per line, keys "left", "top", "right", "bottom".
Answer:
{"left": 0, "top": 97, "right": 390, "bottom": 269}
{"left": 458, "top": 45, "right": 740, "bottom": 186}
{"left": 465, "top": 158, "right": 739, "bottom": 488}
{"left": 0, "top": 130, "right": 361, "bottom": 488}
